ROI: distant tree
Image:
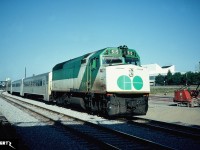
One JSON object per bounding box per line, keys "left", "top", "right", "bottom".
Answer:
{"left": 166, "top": 70, "right": 173, "bottom": 85}
{"left": 171, "top": 72, "right": 182, "bottom": 85}
{"left": 185, "top": 72, "right": 193, "bottom": 85}
{"left": 155, "top": 74, "right": 165, "bottom": 85}
{"left": 180, "top": 72, "right": 200, "bottom": 85}
{"left": 155, "top": 71, "right": 200, "bottom": 86}
{"left": 190, "top": 72, "right": 200, "bottom": 85}
{"left": 196, "top": 72, "right": 200, "bottom": 84}
{"left": 181, "top": 73, "right": 187, "bottom": 85}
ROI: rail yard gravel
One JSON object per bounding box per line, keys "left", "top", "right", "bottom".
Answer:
{"left": 0, "top": 94, "right": 96, "bottom": 150}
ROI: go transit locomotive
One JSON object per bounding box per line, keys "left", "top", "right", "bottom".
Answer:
{"left": 7, "top": 46, "right": 150, "bottom": 117}
{"left": 51, "top": 45, "right": 150, "bottom": 116}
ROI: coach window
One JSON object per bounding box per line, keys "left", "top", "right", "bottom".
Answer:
{"left": 42, "top": 80, "right": 45, "bottom": 86}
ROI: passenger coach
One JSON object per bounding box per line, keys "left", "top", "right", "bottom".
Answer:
{"left": 23, "top": 72, "right": 52, "bottom": 101}
{"left": 11, "top": 79, "right": 23, "bottom": 96}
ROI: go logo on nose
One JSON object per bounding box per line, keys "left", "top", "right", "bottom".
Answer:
{"left": 117, "top": 75, "right": 143, "bottom": 90}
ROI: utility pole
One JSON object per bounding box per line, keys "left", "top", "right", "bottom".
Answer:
{"left": 199, "top": 61, "right": 200, "bottom": 72}
{"left": 185, "top": 72, "right": 187, "bottom": 86}
{"left": 25, "top": 67, "right": 26, "bottom": 78}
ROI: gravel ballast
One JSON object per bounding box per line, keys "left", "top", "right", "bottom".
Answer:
{"left": 0, "top": 96, "right": 94, "bottom": 150}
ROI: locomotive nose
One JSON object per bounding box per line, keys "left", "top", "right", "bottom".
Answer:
{"left": 105, "top": 65, "right": 150, "bottom": 94}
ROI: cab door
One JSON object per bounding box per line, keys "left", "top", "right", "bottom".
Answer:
{"left": 86, "top": 61, "right": 92, "bottom": 92}
{"left": 86, "top": 58, "right": 97, "bottom": 92}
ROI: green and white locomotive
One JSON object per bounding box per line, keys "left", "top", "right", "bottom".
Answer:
{"left": 51, "top": 46, "right": 150, "bottom": 116}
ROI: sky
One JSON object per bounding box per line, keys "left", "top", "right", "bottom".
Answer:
{"left": 0, "top": 0, "right": 200, "bottom": 81}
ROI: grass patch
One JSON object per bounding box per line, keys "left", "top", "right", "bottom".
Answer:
{"left": 150, "top": 85, "right": 197, "bottom": 96}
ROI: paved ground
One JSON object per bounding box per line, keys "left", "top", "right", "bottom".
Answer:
{"left": 139, "top": 95, "right": 200, "bottom": 127}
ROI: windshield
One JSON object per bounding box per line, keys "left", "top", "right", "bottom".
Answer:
{"left": 102, "top": 57, "right": 123, "bottom": 65}
{"left": 125, "top": 57, "right": 140, "bottom": 66}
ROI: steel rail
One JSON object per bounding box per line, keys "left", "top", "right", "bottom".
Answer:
{"left": 130, "top": 117, "right": 200, "bottom": 140}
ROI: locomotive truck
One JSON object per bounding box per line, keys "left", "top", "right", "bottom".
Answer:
{"left": 7, "top": 46, "right": 150, "bottom": 117}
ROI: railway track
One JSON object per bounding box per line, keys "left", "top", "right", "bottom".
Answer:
{"left": 0, "top": 93, "right": 171, "bottom": 149}
{"left": 130, "top": 117, "right": 200, "bottom": 140}
{"left": 114, "top": 117, "right": 200, "bottom": 149}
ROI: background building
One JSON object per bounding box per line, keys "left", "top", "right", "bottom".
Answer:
{"left": 142, "top": 64, "right": 175, "bottom": 85}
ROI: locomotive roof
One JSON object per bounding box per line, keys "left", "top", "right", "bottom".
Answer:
{"left": 53, "top": 46, "right": 139, "bottom": 71}
{"left": 52, "top": 52, "right": 94, "bottom": 71}
{"left": 52, "top": 48, "right": 104, "bottom": 71}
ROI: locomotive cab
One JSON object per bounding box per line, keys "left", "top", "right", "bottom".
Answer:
{"left": 87, "top": 46, "right": 150, "bottom": 116}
